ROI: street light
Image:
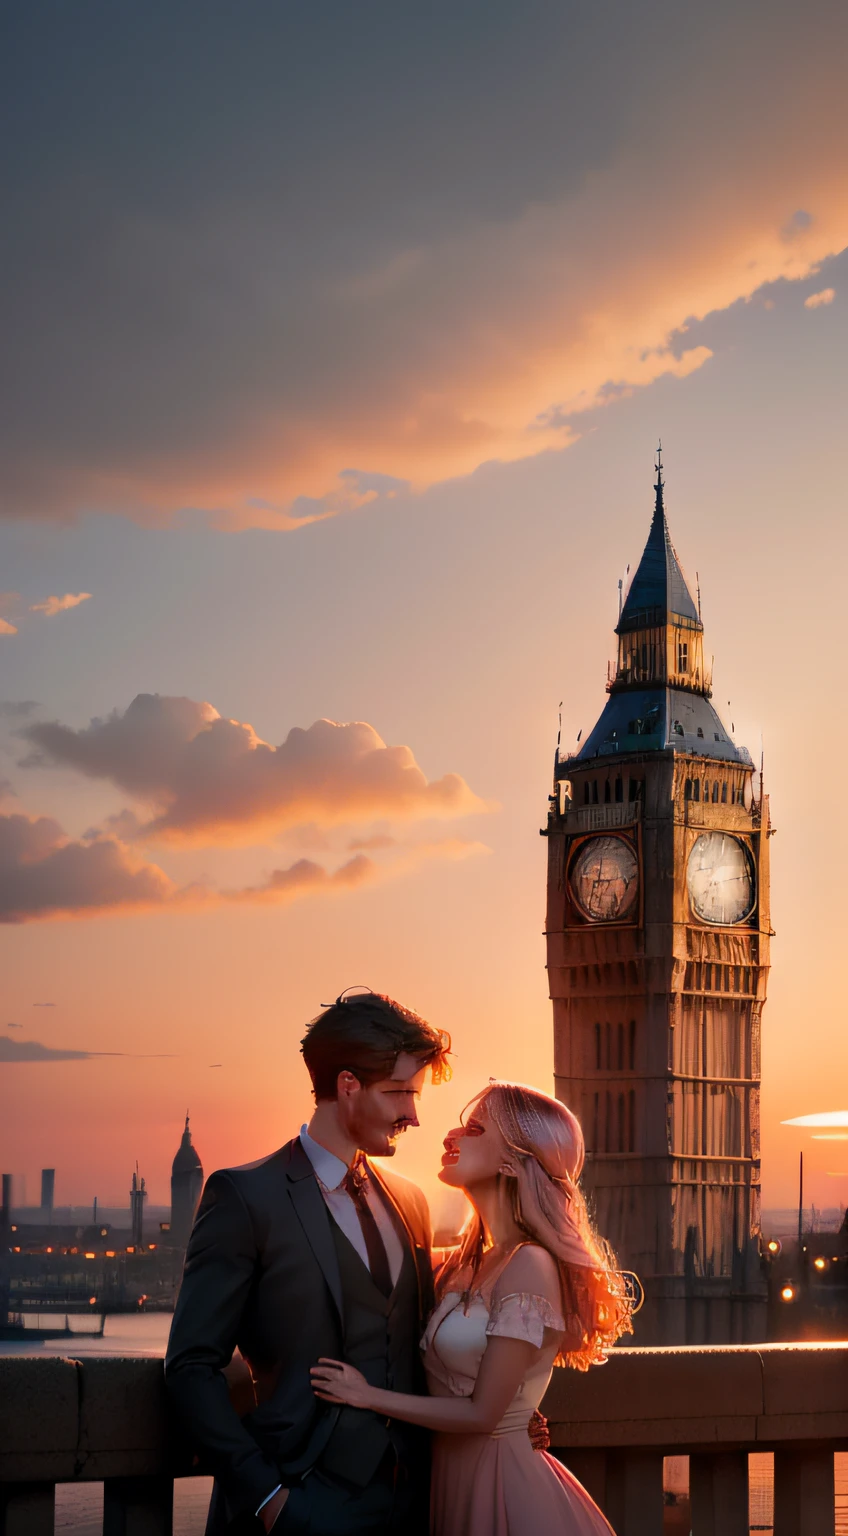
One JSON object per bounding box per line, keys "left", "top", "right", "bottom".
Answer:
{"left": 781, "top": 1285, "right": 796, "bottom": 1302}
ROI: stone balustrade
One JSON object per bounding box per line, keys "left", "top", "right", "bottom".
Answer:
{"left": 1, "top": 1343, "right": 847, "bottom": 1535}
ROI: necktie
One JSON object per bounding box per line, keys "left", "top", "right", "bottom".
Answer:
{"left": 342, "top": 1159, "right": 393, "bottom": 1297}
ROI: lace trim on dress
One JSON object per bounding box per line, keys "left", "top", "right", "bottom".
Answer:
{"left": 485, "top": 1291, "right": 566, "bottom": 1349}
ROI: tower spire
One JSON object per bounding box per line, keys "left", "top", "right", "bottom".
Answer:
{"left": 617, "top": 442, "right": 699, "bottom": 634}
{"left": 654, "top": 440, "right": 664, "bottom": 516}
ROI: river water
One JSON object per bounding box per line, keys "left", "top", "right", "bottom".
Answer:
{"left": 3, "top": 1316, "right": 846, "bottom": 1534}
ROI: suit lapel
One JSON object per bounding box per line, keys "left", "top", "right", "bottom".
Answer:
{"left": 285, "top": 1138, "right": 344, "bottom": 1319}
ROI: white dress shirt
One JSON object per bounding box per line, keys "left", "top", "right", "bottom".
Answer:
{"left": 257, "top": 1127, "right": 405, "bottom": 1519}
{"left": 298, "top": 1123, "right": 405, "bottom": 1286}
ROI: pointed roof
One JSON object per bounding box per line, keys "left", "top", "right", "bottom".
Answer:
{"left": 172, "top": 1111, "right": 202, "bottom": 1175}
{"left": 571, "top": 684, "right": 749, "bottom": 765}
{"left": 619, "top": 446, "right": 700, "bottom": 630}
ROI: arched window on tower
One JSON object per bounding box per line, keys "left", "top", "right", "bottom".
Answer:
{"left": 693, "top": 779, "right": 700, "bottom": 802}
{"left": 584, "top": 781, "right": 590, "bottom": 805}
{"left": 684, "top": 778, "right": 693, "bottom": 800}
{"left": 712, "top": 781, "right": 720, "bottom": 803}
{"left": 678, "top": 640, "right": 689, "bottom": 672}
{"left": 721, "top": 782, "right": 728, "bottom": 804}
{"left": 592, "top": 780, "right": 599, "bottom": 804}
{"left": 615, "top": 777, "right": 623, "bottom": 803}
{"left": 617, "top": 1022, "right": 625, "bottom": 1071}
{"left": 604, "top": 779, "right": 611, "bottom": 804}
{"left": 594, "top": 1022, "right": 601, "bottom": 1071}
{"left": 617, "top": 1093, "right": 625, "bottom": 1153}
{"left": 628, "top": 1019, "right": 636, "bottom": 1071}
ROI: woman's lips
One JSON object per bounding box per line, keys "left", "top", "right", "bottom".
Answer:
{"left": 441, "top": 1148, "right": 460, "bottom": 1165}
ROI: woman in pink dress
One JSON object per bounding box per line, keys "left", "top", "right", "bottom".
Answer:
{"left": 311, "top": 1081, "right": 635, "bottom": 1536}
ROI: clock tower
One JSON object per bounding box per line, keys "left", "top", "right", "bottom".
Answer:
{"left": 544, "top": 450, "right": 769, "bottom": 1344}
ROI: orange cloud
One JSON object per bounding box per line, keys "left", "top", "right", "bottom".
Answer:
{"left": 23, "top": 694, "right": 493, "bottom": 845}
{"left": 0, "top": 619, "right": 17, "bottom": 636}
{"left": 3, "top": 21, "right": 848, "bottom": 529}
{"left": 0, "top": 810, "right": 175, "bottom": 923}
{"left": 228, "top": 852, "right": 376, "bottom": 904}
{"left": 30, "top": 592, "right": 92, "bottom": 617}
{"left": 0, "top": 808, "right": 489, "bottom": 924}
{"left": 804, "top": 288, "right": 836, "bottom": 308}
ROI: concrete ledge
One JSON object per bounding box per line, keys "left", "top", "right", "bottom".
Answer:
{"left": 0, "top": 1357, "right": 80, "bottom": 1482}
{"left": 543, "top": 1341, "right": 848, "bottom": 1454}
{"left": 76, "top": 1357, "right": 171, "bottom": 1479}
{"left": 1, "top": 1344, "right": 847, "bottom": 1484}
{"left": 544, "top": 1344, "right": 765, "bottom": 1425}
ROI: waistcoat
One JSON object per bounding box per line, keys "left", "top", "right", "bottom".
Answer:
{"left": 318, "top": 1203, "right": 426, "bottom": 1488}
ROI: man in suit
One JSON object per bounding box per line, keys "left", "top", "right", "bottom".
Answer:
{"left": 165, "top": 989, "right": 452, "bottom": 1534}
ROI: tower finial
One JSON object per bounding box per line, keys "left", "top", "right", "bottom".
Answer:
{"left": 654, "top": 440, "right": 664, "bottom": 515}
{"left": 184, "top": 1110, "right": 190, "bottom": 1134}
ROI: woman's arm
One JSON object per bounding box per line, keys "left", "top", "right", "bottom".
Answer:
{"left": 311, "top": 1332, "right": 538, "bottom": 1436}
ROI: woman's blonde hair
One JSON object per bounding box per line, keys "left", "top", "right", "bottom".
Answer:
{"left": 438, "top": 1081, "right": 636, "bottom": 1370}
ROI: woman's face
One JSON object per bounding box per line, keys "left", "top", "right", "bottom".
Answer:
{"left": 438, "top": 1096, "right": 509, "bottom": 1190}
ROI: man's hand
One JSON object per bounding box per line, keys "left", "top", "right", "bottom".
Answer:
{"left": 258, "top": 1487, "right": 288, "bottom": 1532}
{"left": 528, "top": 1409, "right": 550, "bottom": 1453}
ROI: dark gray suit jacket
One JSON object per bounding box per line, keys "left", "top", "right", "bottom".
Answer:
{"left": 164, "top": 1138, "right": 433, "bottom": 1527}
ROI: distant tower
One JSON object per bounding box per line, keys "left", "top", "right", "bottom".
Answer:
{"left": 130, "top": 1166, "right": 147, "bottom": 1249}
{"left": 40, "top": 1168, "right": 55, "bottom": 1220}
{"left": 170, "top": 1114, "right": 204, "bottom": 1248}
{"left": 544, "top": 448, "right": 770, "bottom": 1345}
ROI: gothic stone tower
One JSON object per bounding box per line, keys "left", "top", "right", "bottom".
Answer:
{"left": 544, "top": 452, "right": 769, "bottom": 1344}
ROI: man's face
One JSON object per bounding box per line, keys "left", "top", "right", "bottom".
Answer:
{"left": 337, "top": 1052, "right": 428, "bottom": 1156}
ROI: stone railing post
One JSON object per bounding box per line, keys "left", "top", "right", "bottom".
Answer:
{"left": 689, "top": 1450, "right": 749, "bottom": 1536}
{"left": 773, "top": 1448, "right": 835, "bottom": 1536}
{"left": 0, "top": 1483, "right": 55, "bottom": 1536}
{"left": 603, "top": 1448, "right": 665, "bottom": 1536}
{"left": 103, "top": 1475, "right": 174, "bottom": 1535}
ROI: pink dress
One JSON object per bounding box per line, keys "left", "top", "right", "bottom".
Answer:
{"left": 421, "top": 1281, "right": 615, "bottom": 1536}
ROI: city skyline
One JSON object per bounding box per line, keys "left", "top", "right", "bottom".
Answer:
{"left": 2, "top": 3, "right": 848, "bottom": 1216}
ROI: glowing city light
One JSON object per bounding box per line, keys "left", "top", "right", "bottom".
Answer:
{"left": 781, "top": 1285, "right": 796, "bottom": 1302}
{"left": 814, "top": 1257, "right": 827, "bottom": 1271}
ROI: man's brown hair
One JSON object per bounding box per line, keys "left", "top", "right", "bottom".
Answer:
{"left": 301, "top": 990, "right": 452, "bottom": 1101}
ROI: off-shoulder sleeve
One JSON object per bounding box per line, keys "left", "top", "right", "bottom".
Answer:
{"left": 485, "top": 1291, "right": 566, "bottom": 1349}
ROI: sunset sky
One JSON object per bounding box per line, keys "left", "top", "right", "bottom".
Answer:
{"left": 2, "top": 1, "right": 848, "bottom": 1219}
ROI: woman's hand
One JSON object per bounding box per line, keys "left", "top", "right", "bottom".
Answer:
{"left": 310, "top": 1358, "right": 373, "bottom": 1409}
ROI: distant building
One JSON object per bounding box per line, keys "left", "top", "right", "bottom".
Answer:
{"left": 40, "top": 1169, "right": 55, "bottom": 1219}
{"left": 170, "top": 1114, "right": 203, "bottom": 1248}
{"left": 130, "top": 1168, "right": 147, "bottom": 1249}
{"left": 544, "top": 449, "right": 769, "bottom": 1345}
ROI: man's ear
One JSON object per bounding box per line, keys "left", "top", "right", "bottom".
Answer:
{"left": 337, "top": 1069, "right": 361, "bottom": 1099}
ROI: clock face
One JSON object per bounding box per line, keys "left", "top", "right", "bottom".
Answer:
{"left": 569, "top": 836, "right": 639, "bottom": 922}
{"left": 687, "top": 833, "right": 755, "bottom": 925}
